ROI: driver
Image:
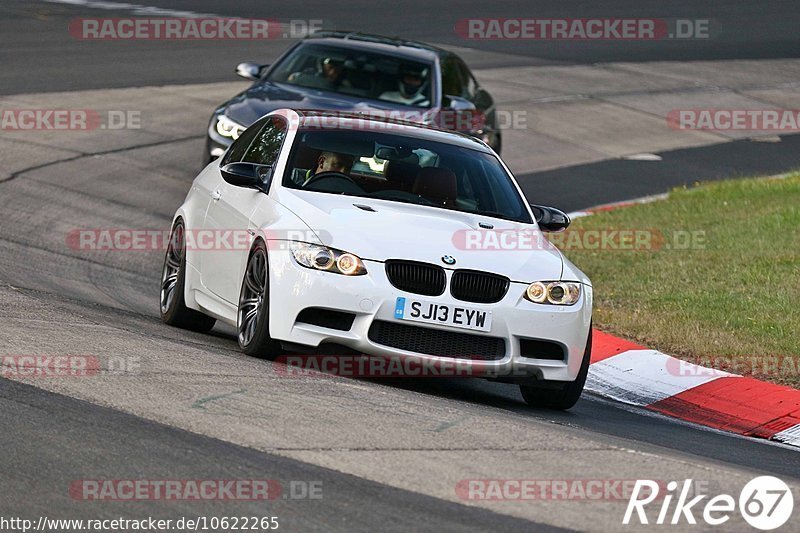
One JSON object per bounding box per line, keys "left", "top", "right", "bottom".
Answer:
{"left": 288, "top": 57, "right": 350, "bottom": 91}
{"left": 379, "top": 65, "right": 430, "bottom": 106}
{"left": 292, "top": 151, "right": 355, "bottom": 186}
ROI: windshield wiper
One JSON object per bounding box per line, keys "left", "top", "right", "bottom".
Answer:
{"left": 463, "top": 209, "right": 528, "bottom": 223}
{"left": 365, "top": 193, "right": 428, "bottom": 207}
{"left": 466, "top": 210, "right": 509, "bottom": 219}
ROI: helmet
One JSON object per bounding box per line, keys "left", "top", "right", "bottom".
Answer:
{"left": 398, "top": 65, "right": 428, "bottom": 98}
{"left": 322, "top": 56, "right": 344, "bottom": 68}
{"left": 318, "top": 56, "right": 345, "bottom": 75}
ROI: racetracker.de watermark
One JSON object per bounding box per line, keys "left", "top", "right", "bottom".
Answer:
{"left": 455, "top": 18, "right": 711, "bottom": 40}
{"left": 69, "top": 18, "right": 322, "bottom": 40}
{"left": 0, "top": 109, "right": 140, "bottom": 131}
{"left": 68, "top": 479, "right": 322, "bottom": 501}
{"left": 69, "top": 228, "right": 707, "bottom": 253}
{"left": 1, "top": 355, "right": 140, "bottom": 377}
{"left": 274, "top": 355, "right": 537, "bottom": 378}
{"left": 451, "top": 228, "right": 707, "bottom": 252}
{"left": 293, "top": 109, "right": 528, "bottom": 132}
{"left": 1, "top": 355, "right": 98, "bottom": 378}
{"left": 666, "top": 355, "right": 800, "bottom": 379}
{"left": 66, "top": 228, "right": 331, "bottom": 252}
{"left": 667, "top": 109, "right": 800, "bottom": 131}
{"left": 456, "top": 479, "right": 669, "bottom": 501}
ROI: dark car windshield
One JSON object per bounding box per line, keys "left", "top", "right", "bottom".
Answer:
{"left": 282, "top": 128, "right": 532, "bottom": 223}
{"left": 266, "top": 44, "right": 433, "bottom": 108}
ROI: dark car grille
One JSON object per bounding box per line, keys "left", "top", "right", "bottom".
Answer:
{"left": 385, "top": 260, "right": 446, "bottom": 296}
{"left": 368, "top": 320, "right": 506, "bottom": 361}
{"left": 450, "top": 270, "right": 510, "bottom": 304}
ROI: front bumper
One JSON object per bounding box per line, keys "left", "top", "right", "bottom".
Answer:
{"left": 266, "top": 249, "right": 593, "bottom": 382}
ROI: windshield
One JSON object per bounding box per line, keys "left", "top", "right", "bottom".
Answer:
{"left": 266, "top": 44, "right": 433, "bottom": 108}
{"left": 282, "top": 129, "right": 532, "bottom": 223}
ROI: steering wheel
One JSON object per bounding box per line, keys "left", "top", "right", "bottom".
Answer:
{"left": 303, "top": 171, "right": 359, "bottom": 188}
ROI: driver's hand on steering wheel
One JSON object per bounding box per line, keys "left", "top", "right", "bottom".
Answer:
{"left": 303, "top": 170, "right": 359, "bottom": 190}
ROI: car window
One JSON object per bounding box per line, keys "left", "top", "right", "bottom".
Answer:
{"left": 242, "top": 117, "right": 287, "bottom": 166}
{"left": 440, "top": 56, "right": 465, "bottom": 98}
{"left": 220, "top": 116, "right": 266, "bottom": 165}
{"left": 282, "top": 128, "right": 532, "bottom": 223}
{"left": 266, "top": 43, "right": 434, "bottom": 108}
{"left": 455, "top": 58, "right": 477, "bottom": 99}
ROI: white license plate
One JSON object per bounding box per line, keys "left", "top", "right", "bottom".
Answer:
{"left": 394, "top": 297, "right": 492, "bottom": 332}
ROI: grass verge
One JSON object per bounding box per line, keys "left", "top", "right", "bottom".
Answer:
{"left": 560, "top": 173, "right": 800, "bottom": 387}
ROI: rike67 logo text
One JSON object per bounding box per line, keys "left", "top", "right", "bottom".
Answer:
{"left": 624, "top": 476, "right": 793, "bottom": 530}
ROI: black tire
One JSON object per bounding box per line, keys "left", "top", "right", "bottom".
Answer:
{"left": 520, "top": 328, "right": 592, "bottom": 410}
{"left": 160, "top": 221, "right": 217, "bottom": 332}
{"left": 237, "top": 240, "right": 281, "bottom": 357}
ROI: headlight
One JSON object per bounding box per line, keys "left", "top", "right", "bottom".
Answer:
{"left": 289, "top": 242, "right": 367, "bottom": 276}
{"left": 215, "top": 115, "right": 245, "bottom": 139}
{"left": 524, "top": 281, "right": 581, "bottom": 305}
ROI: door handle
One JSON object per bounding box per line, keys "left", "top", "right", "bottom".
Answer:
{"left": 211, "top": 190, "right": 222, "bottom": 201}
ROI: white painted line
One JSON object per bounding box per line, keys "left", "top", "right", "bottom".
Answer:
{"left": 567, "top": 171, "right": 796, "bottom": 220}
{"left": 567, "top": 193, "right": 670, "bottom": 220}
{"left": 622, "top": 153, "right": 663, "bottom": 161}
{"left": 773, "top": 424, "right": 800, "bottom": 447}
{"left": 586, "top": 349, "right": 737, "bottom": 407}
{"left": 590, "top": 193, "right": 670, "bottom": 211}
{"left": 42, "top": 0, "right": 221, "bottom": 18}
{"left": 531, "top": 94, "right": 591, "bottom": 103}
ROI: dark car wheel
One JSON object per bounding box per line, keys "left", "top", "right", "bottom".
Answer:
{"left": 520, "top": 328, "right": 592, "bottom": 410}
{"left": 160, "top": 221, "right": 217, "bottom": 332}
{"left": 237, "top": 240, "right": 281, "bottom": 357}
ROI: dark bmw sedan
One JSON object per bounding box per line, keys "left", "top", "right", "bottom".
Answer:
{"left": 204, "top": 31, "right": 501, "bottom": 164}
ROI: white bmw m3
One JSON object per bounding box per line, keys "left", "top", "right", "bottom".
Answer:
{"left": 161, "top": 109, "right": 593, "bottom": 409}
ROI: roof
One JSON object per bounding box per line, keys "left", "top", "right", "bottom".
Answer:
{"left": 289, "top": 109, "right": 492, "bottom": 152}
{"left": 302, "top": 31, "right": 445, "bottom": 62}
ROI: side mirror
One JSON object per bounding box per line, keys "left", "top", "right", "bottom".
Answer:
{"left": 530, "top": 204, "right": 570, "bottom": 232}
{"left": 441, "top": 95, "right": 482, "bottom": 132}
{"left": 235, "top": 61, "right": 268, "bottom": 80}
{"left": 221, "top": 162, "right": 270, "bottom": 190}
{"left": 443, "top": 94, "right": 476, "bottom": 111}
{"left": 474, "top": 87, "right": 492, "bottom": 104}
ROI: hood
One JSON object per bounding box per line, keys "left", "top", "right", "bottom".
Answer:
{"left": 221, "top": 81, "right": 429, "bottom": 126}
{"left": 274, "top": 189, "right": 565, "bottom": 283}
